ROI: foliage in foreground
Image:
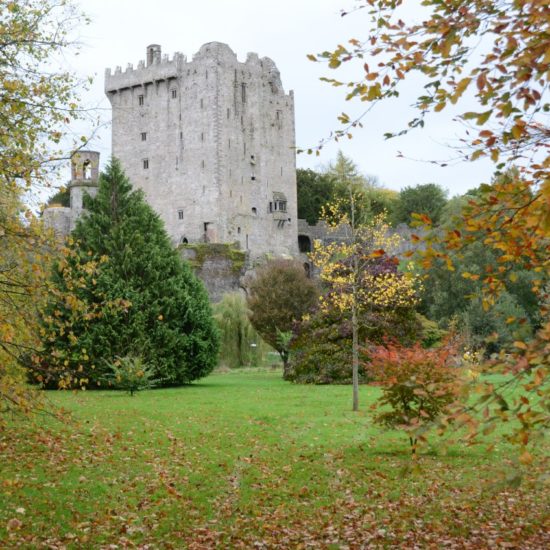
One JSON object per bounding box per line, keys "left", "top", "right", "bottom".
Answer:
{"left": 0, "top": 0, "right": 88, "bottom": 417}
{"left": 38, "top": 159, "right": 219, "bottom": 388}
{"left": 312, "top": 0, "right": 549, "bottom": 455}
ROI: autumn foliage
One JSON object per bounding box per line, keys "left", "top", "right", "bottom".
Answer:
{"left": 312, "top": 0, "right": 549, "bottom": 455}
{"left": 369, "top": 341, "right": 461, "bottom": 454}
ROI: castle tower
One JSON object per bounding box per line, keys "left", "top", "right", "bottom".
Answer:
{"left": 104, "top": 43, "right": 298, "bottom": 258}
{"left": 68, "top": 150, "right": 100, "bottom": 230}
{"left": 43, "top": 150, "right": 100, "bottom": 237}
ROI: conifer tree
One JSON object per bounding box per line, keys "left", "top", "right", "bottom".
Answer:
{"left": 39, "top": 159, "right": 218, "bottom": 387}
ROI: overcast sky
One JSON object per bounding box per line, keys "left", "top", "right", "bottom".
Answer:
{"left": 64, "top": 0, "right": 494, "bottom": 197}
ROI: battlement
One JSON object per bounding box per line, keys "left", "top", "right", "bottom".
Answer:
{"left": 105, "top": 43, "right": 291, "bottom": 97}
{"left": 105, "top": 44, "right": 186, "bottom": 92}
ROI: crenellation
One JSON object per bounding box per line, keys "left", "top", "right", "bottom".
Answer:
{"left": 104, "top": 42, "right": 297, "bottom": 258}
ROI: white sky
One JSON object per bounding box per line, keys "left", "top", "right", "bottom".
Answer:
{"left": 64, "top": 0, "right": 495, "bottom": 197}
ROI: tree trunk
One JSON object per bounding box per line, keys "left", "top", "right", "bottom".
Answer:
{"left": 281, "top": 351, "right": 291, "bottom": 380}
{"left": 350, "top": 182, "right": 359, "bottom": 412}
{"left": 352, "top": 297, "right": 359, "bottom": 412}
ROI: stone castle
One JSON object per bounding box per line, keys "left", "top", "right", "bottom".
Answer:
{"left": 104, "top": 42, "right": 298, "bottom": 259}
{"left": 42, "top": 43, "right": 420, "bottom": 299}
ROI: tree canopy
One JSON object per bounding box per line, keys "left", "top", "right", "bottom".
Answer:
{"left": 246, "top": 259, "right": 318, "bottom": 375}
{"left": 38, "top": 159, "right": 219, "bottom": 388}
{"left": 392, "top": 183, "right": 448, "bottom": 226}
{"left": 312, "top": 0, "right": 549, "bottom": 455}
{"left": 0, "top": 0, "right": 88, "bottom": 416}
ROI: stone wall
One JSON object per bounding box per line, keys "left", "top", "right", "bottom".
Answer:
{"left": 178, "top": 243, "right": 248, "bottom": 302}
{"left": 106, "top": 43, "right": 297, "bottom": 260}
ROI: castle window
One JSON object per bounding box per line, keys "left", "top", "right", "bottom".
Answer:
{"left": 181, "top": 237, "right": 188, "bottom": 244}
{"left": 138, "top": 95, "right": 144, "bottom": 106}
{"left": 143, "top": 159, "right": 149, "bottom": 169}
{"left": 178, "top": 209, "right": 184, "bottom": 220}
{"left": 271, "top": 192, "right": 287, "bottom": 213}
{"left": 237, "top": 227, "right": 241, "bottom": 234}
{"left": 251, "top": 174, "right": 256, "bottom": 181}
{"left": 201, "top": 160, "right": 205, "bottom": 169}
{"left": 171, "top": 88, "right": 177, "bottom": 98}
{"left": 201, "top": 132, "right": 204, "bottom": 142}
{"left": 200, "top": 98, "right": 204, "bottom": 109}
{"left": 82, "top": 160, "right": 91, "bottom": 180}
{"left": 251, "top": 207, "right": 257, "bottom": 215}
{"left": 141, "top": 132, "right": 147, "bottom": 141}
{"left": 241, "top": 83, "right": 246, "bottom": 103}
{"left": 227, "top": 108, "right": 230, "bottom": 119}
{"left": 228, "top": 139, "right": 231, "bottom": 148}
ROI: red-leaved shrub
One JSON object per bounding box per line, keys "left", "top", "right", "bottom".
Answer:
{"left": 368, "top": 341, "right": 461, "bottom": 454}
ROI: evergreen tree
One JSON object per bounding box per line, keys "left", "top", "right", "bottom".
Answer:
{"left": 392, "top": 183, "right": 448, "bottom": 226}
{"left": 39, "top": 159, "right": 218, "bottom": 387}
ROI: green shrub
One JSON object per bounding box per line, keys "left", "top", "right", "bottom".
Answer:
{"left": 287, "top": 307, "right": 421, "bottom": 384}
{"left": 104, "top": 355, "right": 158, "bottom": 396}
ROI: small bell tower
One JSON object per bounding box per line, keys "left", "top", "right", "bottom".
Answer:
{"left": 69, "top": 150, "right": 100, "bottom": 229}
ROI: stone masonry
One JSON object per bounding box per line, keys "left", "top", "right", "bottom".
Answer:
{"left": 104, "top": 43, "right": 298, "bottom": 259}
{"left": 42, "top": 151, "right": 99, "bottom": 236}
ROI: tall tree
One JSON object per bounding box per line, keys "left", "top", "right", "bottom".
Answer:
{"left": 39, "top": 159, "right": 219, "bottom": 388}
{"left": 312, "top": 0, "right": 549, "bottom": 456}
{"left": 0, "top": 0, "right": 89, "bottom": 415}
{"left": 311, "top": 205, "right": 420, "bottom": 410}
{"left": 296, "top": 168, "right": 337, "bottom": 225}
{"left": 392, "top": 183, "right": 448, "bottom": 226}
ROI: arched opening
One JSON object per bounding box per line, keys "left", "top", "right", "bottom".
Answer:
{"left": 303, "top": 262, "right": 311, "bottom": 278}
{"left": 181, "top": 237, "right": 188, "bottom": 244}
{"left": 83, "top": 160, "right": 92, "bottom": 180}
{"left": 298, "top": 234, "right": 312, "bottom": 253}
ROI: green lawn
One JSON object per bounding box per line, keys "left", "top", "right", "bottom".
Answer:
{"left": 1, "top": 370, "right": 548, "bottom": 548}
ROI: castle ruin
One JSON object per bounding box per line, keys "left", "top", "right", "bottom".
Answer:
{"left": 42, "top": 151, "right": 100, "bottom": 236}
{"left": 104, "top": 43, "right": 298, "bottom": 259}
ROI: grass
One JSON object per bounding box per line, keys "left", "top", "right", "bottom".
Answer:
{"left": 1, "top": 370, "right": 548, "bottom": 548}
